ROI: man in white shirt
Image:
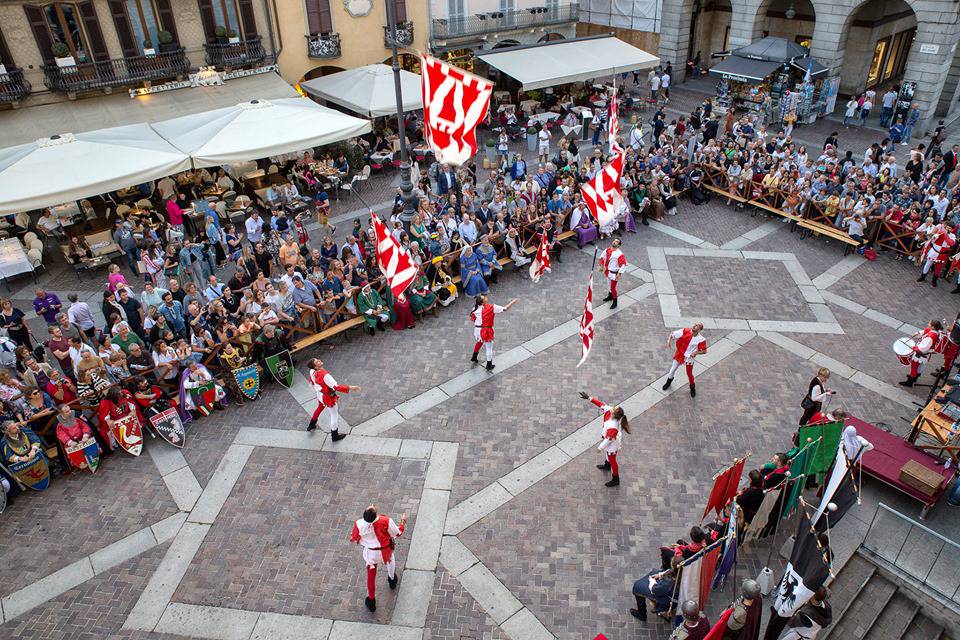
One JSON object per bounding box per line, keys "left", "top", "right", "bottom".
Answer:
{"left": 245, "top": 210, "right": 265, "bottom": 244}
{"left": 660, "top": 71, "right": 671, "bottom": 102}
{"left": 650, "top": 72, "right": 661, "bottom": 101}
{"left": 880, "top": 89, "right": 898, "bottom": 128}
{"left": 157, "top": 175, "right": 176, "bottom": 200}
{"left": 37, "top": 211, "right": 61, "bottom": 235}
{"left": 215, "top": 169, "right": 235, "bottom": 191}
{"left": 66, "top": 293, "right": 96, "bottom": 339}
{"left": 629, "top": 123, "right": 644, "bottom": 151}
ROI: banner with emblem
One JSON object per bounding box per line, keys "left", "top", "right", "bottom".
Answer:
{"left": 191, "top": 381, "right": 217, "bottom": 416}
{"left": 232, "top": 364, "right": 260, "bottom": 400}
{"left": 149, "top": 407, "right": 186, "bottom": 448}
{"left": 265, "top": 350, "right": 294, "bottom": 388}
{"left": 112, "top": 413, "right": 143, "bottom": 456}
{"left": 9, "top": 454, "right": 50, "bottom": 490}
{"left": 66, "top": 439, "right": 101, "bottom": 473}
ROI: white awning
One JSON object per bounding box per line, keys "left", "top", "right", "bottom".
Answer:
{"left": 300, "top": 64, "right": 423, "bottom": 118}
{"left": 477, "top": 35, "right": 659, "bottom": 90}
{"left": 0, "top": 71, "right": 300, "bottom": 148}
{"left": 151, "top": 97, "right": 372, "bottom": 168}
{"left": 0, "top": 124, "right": 190, "bottom": 214}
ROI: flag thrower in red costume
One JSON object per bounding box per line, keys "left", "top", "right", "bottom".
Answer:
{"left": 470, "top": 294, "right": 518, "bottom": 372}
{"left": 350, "top": 504, "right": 407, "bottom": 612}
{"left": 579, "top": 392, "right": 630, "bottom": 488}
{"left": 663, "top": 322, "right": 708, "bottom": 397}
{"left": 598, "top": 238, "right": 628, "bottom": 309}
{"left": 306, "top": 357, "right": 360, "bottom": 441}
{"left": 916, "top": 223, "right": 956, "bottom": 287}
{"left": 898, "top": 319, "right": 943, "bottom": 387}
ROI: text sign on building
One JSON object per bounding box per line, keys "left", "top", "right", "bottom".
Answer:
{"left": 919, "top": 44, "right": 939, "bottom": 55}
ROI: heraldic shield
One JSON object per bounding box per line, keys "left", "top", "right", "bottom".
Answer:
{"left": 66, "top": 439, "right": 101, "bottom": 473}
{"left": 232, "top": 364, "right": 260, "bottom": 400}
{"left": 113, "top": 414, "right": 143, "bottom": 456}
{"left": 265, "top": 350, "right": 294, "bottom": 388}
{"left": 10, "top": 455, "right": 50, "bottom": 490}
{"left": 149, "top": 407, "right": 186, "bottom": 448}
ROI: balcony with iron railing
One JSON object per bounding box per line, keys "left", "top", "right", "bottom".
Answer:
{"left": 0, "top": 67, "right": 32, "bottom": 105}
{"left": 384, "top": 21, "right": 414, "bottom": 48}
{"left": 43, "top": 48, "right": 189, "bottom": 95}
{"left": 204, "top": 35, "right": 270, "bottom": 69}
{"left": 306, "top": 32, "right": 342, "bottom": 59}
{"left": 432, "top": 3, "right": 578, "bottom": 40}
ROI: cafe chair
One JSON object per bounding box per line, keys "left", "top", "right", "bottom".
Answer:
{"left": 267, "top": 164, "right": 280, "bottom": 175}
{"left": 233, "top": 195, "right": 252, "bottom": 209}
{"left": 222, "top": 190, "right": 237, "bottom": 206}
{"left": 116, "top": 204, "right": 131, "bottom": 217}
{"left": 136, "top": 198, "right": 154, "bottom": 209}
{"left": 339, "top": 174, "right": 363, "bottom": 199}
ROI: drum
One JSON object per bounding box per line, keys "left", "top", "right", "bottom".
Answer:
{"left": 893, "top": 337, "right": 916, "bottom": 365}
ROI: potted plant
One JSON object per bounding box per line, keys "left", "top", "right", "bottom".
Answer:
{"left": 227, "top": 29, "right": 240, "bottom": 44}
{"left": 526, "top": 126, "right": 538, "bottom": 151}
{"left": 158, "top": 30, "right": 177, "bottom": 52}
{"left": 52, "top": 41, "right": 75, "bottom": 69}
{"left": 142, "top": 38, "right": 156, "bottom": 56}
{"left": 485, "top": 138, "right": 496, "bottom": 162}
{"left": 214, "top": 25, "right": 228, "bottom": 43}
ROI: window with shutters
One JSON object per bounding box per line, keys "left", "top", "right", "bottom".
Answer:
{"left": 212, "top": 0, "right": 242, "bottom": 36}
{"left": 304, "top": 0, "right": 333, "bottom": 35}
{"left": 44, "top": 4, "right": 91, "bottom": 62}
{"left": 125, "top": 0, "right": 162, "bottom": 51}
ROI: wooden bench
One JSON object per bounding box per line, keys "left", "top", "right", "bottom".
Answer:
{"left": 796, "top": 219, "right": 861, "bottom": 253}
{"left": 293, "top": 316, "right": 365, "bottom": 351}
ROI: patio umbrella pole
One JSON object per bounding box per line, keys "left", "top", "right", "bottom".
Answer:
{"left": 385, "top": 0, "right": 416, "bottom": 233}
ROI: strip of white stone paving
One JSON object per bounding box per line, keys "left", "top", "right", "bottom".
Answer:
{"left": 188, "top": 444, "right": 254, "bottom": 525}
{"left": 756, "top": 332, "right": 920, "bottom": 408}
{"left": 350, "top": 283, "right": 658, "bottom": 437}
{"left": 0, "top": 511, "right": 186, "bottom": 624}
{"left": 820, "top": 290, "right": 922, "bottom": 335}
{"left": 720, "top": 220, "right": 783, "bottom": 250}
{"left": 810, "top": 253, "right": 866, "bottom": 290}
{"left": 444, "top": 334, "right": 755, "bottom": 536}
{"left": 147, "top": 438, "right": 203, "bottom": 512}
{"left": 647, "top": 220, "right": 712, "bottom": 247}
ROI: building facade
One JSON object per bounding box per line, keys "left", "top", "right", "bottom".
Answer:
{"left": 274, "top": 0, "right": 429, "bottom": 85}
{"left": 0, "top": 0, "right": 279, "bottom": 107}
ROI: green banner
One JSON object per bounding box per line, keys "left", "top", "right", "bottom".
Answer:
{"left": 798, "top": 421, "right": 844, "bottom": 483}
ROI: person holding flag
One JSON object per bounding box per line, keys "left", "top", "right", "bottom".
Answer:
{"left": 599, "top": 238, "right": 628, "bottom": 309}
{"left": 306, "top": 357, "right": 360, "bottom": 440}
{"left": 663, "top": 322, "right": 708, "bottom": 397}
{"left": 579, "top": 391, "right": 630, "bottom": 487}
{"left": 470, "top": 294, "right": 518, "bottom": 371}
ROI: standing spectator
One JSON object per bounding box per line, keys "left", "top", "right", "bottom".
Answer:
{"left": 650, "top": 70, "right": 661, "bottom": 102}
{"left": 0, "top": 298, "right": 32, "bottom": 349}
{"left": 113, "top": 218, "right": 140, "bottom": 276}
{"left": 33, "top": 288, "right": 62, "bottom": 325}
{"left": 843, "top": 97, "right": 857, "bottom": 127}
{"left": 903, "top": 103, "right": 920, "bottom": 144}
{"left": 859, "top": 95, "right": 873, "bottom": 126}
{"left": 660, "top": 69, "right": 671, "bottom": 102}
{"left": 879, "top": 88, "right": 898, "bottom": 128}
{"left": 245, "top": 210, "right": 265, "bottom": 246}
{"left": 799, "top": 367, "right": 834, "bottom": 425}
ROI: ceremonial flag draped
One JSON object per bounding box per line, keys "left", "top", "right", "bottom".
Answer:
{"left": 420, "top": 53, "right": 493, "bottom": 166}
{"left": 702, "top": 457, "right": 747, "bottom": 519}
{"left": 577, "top": 275, "right": 595, "bottom": 367}
{"left": 798, "top": 421, "right": 844, "bottom": 483}
{"left": 608, "top": 93, "right": 621, "bottom": 151}
{"left": 372, "top": 216, "right": 417, "bottom": 298}
{"left": 712, "top": 502, "right": 738, "bottom": 589}
{"left": 677, "top": 552, "right": 702, "bottom": 607}
{"left": 703, "top": 608, "right": 734, "bottom": 640}
{"left": 812, "top": 445, "right": 861, "bottom": 530}
{"left": 580, "top": 151, "right": 624, "bottom": 227}
{"left": 699, "top": 545, "right": 721, "bottom": 607}
{"left": 782, "top": 438, "right": 818, "bottom": 518}
{"left": 743, "top": 483, "right": 783, "bottom": 544}
{"left": 529, "top": 233, "right": 551, "bottom": 283}
{"left": 773, "top": 510, "right": 830, "bottom": 617}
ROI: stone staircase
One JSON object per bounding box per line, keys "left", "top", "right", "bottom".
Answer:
{"left": 820, "top": 553, "right": 953, "bottom": 640}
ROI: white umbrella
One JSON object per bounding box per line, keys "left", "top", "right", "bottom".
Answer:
{"left": 152, "top": 97, "right": 372, "bottom": 168}
{"left": 299, "top": 64, "right": 423, "bottom": 118}
{"left": 0, "top": 123, "right": 191, "bottom": 213}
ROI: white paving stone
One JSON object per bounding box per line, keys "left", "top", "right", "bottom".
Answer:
{"left": 189, "top": 444, "right": 254, "bottom": 524}
{"left": 619, "top": 385, "right": 668, "bottom": 418}
{"left": 321, "top": 434, "right": 403, "bottom": 457}
{"left": 649, "top": 221, "right": 705, "bottom": 246}
{"left": 726, "top": 330, "right": 758, "bottom": 345}
{"left": 782, "top": 258, "right": 814, "bottom": 286}
{"left": 350, "top": 409, "right": 405, "bottom": 436}
{"left": 498, "top": 446, "right": 571, "bottom": 496}
{"left": 444, "top": 483, "right": 513, "bottom": 535}
{"left": 863, "top": 308, "right": 904, "bottom": 330}
{"left": 390, "top": 569, "right": 434, "bottom": 627}
{"left": 2, "top": 557, "right": 94, "bottom": 621}
{"left": 647, "top": 246, "right": 668, "bottom": 270}
{"left": 810, "top": 304, "right": 837, "bottom": 324}
{"left": 425, "top": 441, "right": 458, "bottom": 491}
{"left": 758, "top": 332, "right": 817, "bottom": 360}
{"left": 709, "top": 318, "right": 752, "bottom": 330}
{"left": 742, "top": 250, "right": 792, "bottom": 260}
{"left": 162, "top": 466, "right": 203, "bottom": 512}
{"left": 329, "top": 621, "right": 422, "bottom": 640}
{"left": 692, "top": 248, "right": 742, "bottom": 258}
{"left": 251, "top": 612, "right": 333, "bottom": 640}
{"left": 810, "top": 352, "right": 858, "bottom": 380}
{"left": 234, "top": 427, "right": 326, "bottom": 450}
{"left": 811, "top": 254, "right": 865, "bottom": 289}
{"left": 850, "top": 372, "right": 919, "bottom": 409}
{"left": 555, "top": 420, "right": 603, "bottom": 458}
{"left": 156, "top": 603, "right": 259, "bottom": 640}
{"left": 623, "top": 282, "right": 657, "bottom": 301}
{"left": 146, "top": 441, "right": 189, "bottom": 476}
{"left": 653, "top": 270, "right": 675, "bottom": 295}
{"left": 152, "top": 512, "right": 188, "bottom": 544}
{"left": 123, "top": 522, "right": 211, "bottom": 631}
{"left": 90, "top": 527, "right": 158, "bottom": 575}
{"left": 521, "top": 319, "right": 579, "bottom": 355}
{"left": 662, "top": 246, "right": 694, "bottom": 256}
{"left": 798, "top": 285, "right": 826, "bottom": 304}
{"left": 439, "top": 536, "right": 479, "bottom": 577}
{"left": 658, "top": 293, "right": 681, "bottom": 318}
{"left": 398, "top": 439, "right": 433, "bottom": 459}
{"left": 456, "top": 563, "right": 523, "bottom": 624}
{"left": 396, "top": 387, "right": 449, "bottom": 419}
{"left": 501, "top": 608, "right": 556, "bottom": 640}
{"left": 821, "top": 291, "right": 867, "bottom": 314}
{"left": 406, "top": 488, "right": 449, "bottom": 571}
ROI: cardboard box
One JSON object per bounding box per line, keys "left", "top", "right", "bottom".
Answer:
{"left": 899, "top": 459, "right": 943, "bottom": 497}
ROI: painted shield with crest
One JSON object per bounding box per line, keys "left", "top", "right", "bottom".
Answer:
{"left": 265, "top": 350, "right": 294, "bottom": 388}
{"left": 10, "top": 455, "right": 50, "bottom": 490}
{"left": 232, "top": 365, "right": 260, "bottom": 400}
{"left": 112, "top": 413, "right": 143, "bottom": 456}
{"left": 149, "top": 407, "right": 186, "bottom": 448}
{"left": 66, "top": 439, "right": 101, "bottom": 473}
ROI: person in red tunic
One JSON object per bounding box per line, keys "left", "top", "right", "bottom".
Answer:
{"left": 391, "top": 293, "right": 417, "bottom": 331}
{"left": 580, "top": 391, "right": 631, "bottom": 487}
{"left": 899, "top": 320, "right": 941, "bottom": 387}
{"left": 96, "top": 386, "right": 142, "bottom": 453}
{"left": 662, "top": 322, "right": 707, "bottom": 397}
{"left": 599, "top": 238, "right": 628, "bottom": 309}
{"left": 55, "top": 405, "right": 96, "bottom": 469}
{"left": 350, "top": 504, "right": 407, "bottom": 612}
{"left": 306, "top": 357, "right": 360, "bottom": 440}
{"left": 470, "top": 294, "right": 518, "bottom": 371}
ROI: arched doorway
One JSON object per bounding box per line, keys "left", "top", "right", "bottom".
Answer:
{"left": 492, "top": 39, "right": 521, "bottom": 49}
{"left": 758, "top": 0, "right": 816, "bottom": 46}
{"left": 300, "top": 65, "right": 345, "bottom": 83}
{"left": 838, "top": 0, "right": 916, "bottom": 95}
{"left": 691, "top": 0, "right": 731, "bottom": 68}
{"left": 538, "top": 32, "right": 565, "bottom": 42}
{"left": 382, "top": 53, "right": 421, "bottom": 74}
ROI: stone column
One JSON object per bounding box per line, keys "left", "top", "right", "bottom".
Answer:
{"left": 935, "top": 43, "right": 960, "bottom": 117}
{"left": 808, "top": 0, "right": 854, "bottom": 77}
{"left": 901, "top": 4, "right": 960, "bottom": 136}
{"left": 727, "top": 0, "right": 766, "bottom": 49}
{"left": 658, "top": 0, "right": 695, "bottom": 70}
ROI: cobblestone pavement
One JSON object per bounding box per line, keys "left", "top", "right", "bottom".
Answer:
{"left": 4, "top": 131, "right": 960, "bottom": 640}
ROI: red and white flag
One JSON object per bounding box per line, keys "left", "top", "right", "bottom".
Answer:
{"left": 420, "top": 53, "right": 493, "bottom": 166}
{"left": 529, "top": 233, "right": 552, "bottom": 283}
{"left": 580, "top": 152, "right": 624, "bottom": 227}
{"left": 577, "top": 274, "right": 595, "bottom": 368}
{"left": 608, "top": 94, "right": 621, "bottom": 152}
{"left": 372, "top": 215, "right": 417, "bottom": 299}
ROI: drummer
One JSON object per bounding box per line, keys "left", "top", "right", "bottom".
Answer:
{"left": 899, "top": 320, "right": 942, "bottom": 388}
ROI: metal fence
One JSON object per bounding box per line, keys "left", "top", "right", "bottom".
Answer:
{"left": 43, "top": 48, "right": 188, "bottom": 94}
{"left": 0, "top": 67, "right": 31, "bottom": 104}
{"left": 432, "top": 4, "right": 579, "bottom": 39}
{"left": 861, "top": 502, "right": 960, "bottom": 607}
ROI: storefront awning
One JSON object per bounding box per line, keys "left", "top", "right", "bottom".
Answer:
{"left": 0, "top": 124, "right": 190, "bottom": 213}
{"left": 477, "top": 35, "right": 659, "bottom": 90}
{"left": 300, "top": 64, "right": 422, "bottom": 118}
{"left": 0, "top": 70, "right": 299, "bottom": 148}
{"left": 790, "top": 56, "right": 829, "bottom": 79}
{"left": 151, "top": 97, "right": 371, "bottom": 168}
{"left": 708, "top": 56, "right": 783, "bottom": 83}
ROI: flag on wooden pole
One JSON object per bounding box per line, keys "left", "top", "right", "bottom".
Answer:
{"left": 420, "top": 53, "right": 493, "bottom": 166}
{"left": 581, "top": 152, "right": 624, "bottom": 227}
{"left": 372, "top": 215, "right": 417, "bottom": 299}
{"left": 577, "top": 274, "right": 595, "bottom": 368}
{"left": 529, "top": 232, "right": 551, "bottom": 283}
